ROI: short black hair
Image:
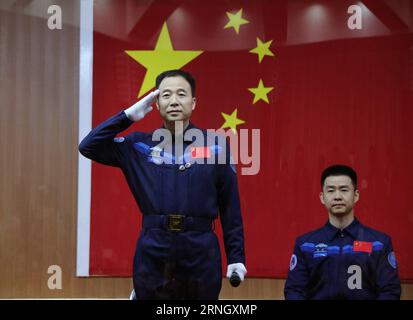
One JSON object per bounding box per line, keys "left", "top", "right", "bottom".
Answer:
{"left": 155, "top": 69, "right": 196, "bottom": 97}
{"left": 321, "top": 164, "right": 357, "bottom": 190}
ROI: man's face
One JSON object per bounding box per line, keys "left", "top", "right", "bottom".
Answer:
{"left": 156, "top": 76, "right": 196, "bottom": 123}
{"left": 320, "top": 175, "right": 359, "bottom": 217}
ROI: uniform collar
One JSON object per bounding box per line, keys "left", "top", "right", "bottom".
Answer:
{"left": 183, "top": 122, "right": 197, "bottom": 141}
{"left": 323, "top": 217, "right": 361, "bottom": 241}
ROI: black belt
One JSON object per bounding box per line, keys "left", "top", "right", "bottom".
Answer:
{"left": 142, "top": 214, "right": 213, "bottom": 233}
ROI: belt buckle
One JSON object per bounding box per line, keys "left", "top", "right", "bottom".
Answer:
{"left": 167, "top": 214, "right": 185, "bottom": 232}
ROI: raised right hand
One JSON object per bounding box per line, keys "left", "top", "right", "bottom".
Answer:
{"left": 124, "top": 89, "right": 159, "bottom": 122}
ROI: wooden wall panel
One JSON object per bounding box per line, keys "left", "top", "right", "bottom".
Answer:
{"left": 0, "top": 0, "right": 411, "bottom": 299}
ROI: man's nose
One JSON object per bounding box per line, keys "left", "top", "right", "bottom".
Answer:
{"left": 169, "top": 94, "right": 179, "bottom": 106}
{"left": 334, "top": 191, "right": 342, "bottom": 200}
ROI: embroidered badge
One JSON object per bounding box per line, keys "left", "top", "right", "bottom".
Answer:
{"left": 313, "top": 243, "right": 328, "bottom": 258}
{"left": 388, "top": 251, "right": 397, "bottom": 269}
{"left": 113, "top": 137, "right": 125, "bottom": 143}
{"left": 289, "top": 254, "right": 297, "bottom": 271}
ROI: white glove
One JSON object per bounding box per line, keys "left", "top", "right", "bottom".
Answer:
{"left": 226, "top": 262, "right": 247, "bottom": 281}
{"left": 124, "top": 89, "right": 159, "bottom": 122}
{"left": 129, "top": 289, "right": 136, "bottom": 300}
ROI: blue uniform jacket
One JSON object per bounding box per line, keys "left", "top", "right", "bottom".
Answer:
{"left": 78, "top": 111, "right": 245, "bottom": 265}
{"left": 284, "top": 218, "right": 401, "bottom": 300}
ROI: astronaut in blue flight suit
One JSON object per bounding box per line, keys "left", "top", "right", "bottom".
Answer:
{"left": 79, "top": 69, "right": 247, "bottom": 299}
{"left": 284, "top": 164, "right": 401, "bottom": 300}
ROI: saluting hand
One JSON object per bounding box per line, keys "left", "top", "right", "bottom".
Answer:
{"left": 124, "top": 89, "right": 160, "bottom": 122}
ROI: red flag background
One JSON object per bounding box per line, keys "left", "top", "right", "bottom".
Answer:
{"left": 87, "top": 0, "right": 413, "bottom": 281}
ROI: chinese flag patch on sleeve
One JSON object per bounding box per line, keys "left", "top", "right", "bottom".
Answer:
{"left": 353, "top": 240, "right": 373, "bottom": 253}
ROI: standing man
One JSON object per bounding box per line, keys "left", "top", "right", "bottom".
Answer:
{"left": 284, "top": 164, "right": 401, "bottom": 299}
{"left": 79, "top": 69, "right": 246, "bottom": 299}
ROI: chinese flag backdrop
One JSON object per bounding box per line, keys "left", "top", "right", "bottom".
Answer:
{"left": 88, "top": 0, "right": 413, "bottom": 281}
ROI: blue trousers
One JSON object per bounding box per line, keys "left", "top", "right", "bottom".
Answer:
{"left": 133, "top": 228, "right": 222, "bottom": 299}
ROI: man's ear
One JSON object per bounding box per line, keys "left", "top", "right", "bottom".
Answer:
{"left": 155, "top": 99, "right": 160, "bottom": 111}
{"left": 354, "top": 189, "right": 360, "bottom": 203}
{"left": 319, "top": 192, "right": 325, "bottom": 205}
{"left": 192, "top": 97, "right": 196, "bottom": 111}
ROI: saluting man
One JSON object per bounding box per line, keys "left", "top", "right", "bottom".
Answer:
{"left": 284, "top": 164, "right": 401, "bottom": 300}
{"left": 79, "top": 69, "right": 247, "bottom": 299}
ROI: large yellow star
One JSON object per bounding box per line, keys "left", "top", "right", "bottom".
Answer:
{"left": 125, "top": 23, "right": 203, "bottom": 97}
{"left": 249, "top": 37, "right": 274, "bottom": 63}
{"left": 220, "top": 108, "right": 245, "bottom": 133}
{"left": 248, "top": 79, "right": 274, "bottom": 104}
{"left": 224, "top": 8, "right": 250, "bottom": 34}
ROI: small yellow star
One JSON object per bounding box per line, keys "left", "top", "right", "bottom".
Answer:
{"left": 220, "top": 108, "right": 245, "bottom": 133}
{"left": 248, "top": 79, "right": 274, "bottom": 104}
{"left": 224, "top": 8, "right": 250, "bottom": 34}
{"left": 125, "top": 23, "right": 203, "bottom": 97}
{"left": 249, "top": 37, "right": 274, "bottom": 63}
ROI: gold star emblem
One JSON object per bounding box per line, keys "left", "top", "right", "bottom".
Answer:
{"left": 224, "top": 8, "right": 250, "bottom": 34}
{"left": 125, "top": 23, "right": 203, "bottom": 97}
{"left": 221, "top": 108, "right": 245, "bottom": 133}
{"left": 249, "top": 37, "right": 274, "bottom": 63}
{"left": 248, "top": 79, "right": 274, "bottom": 104}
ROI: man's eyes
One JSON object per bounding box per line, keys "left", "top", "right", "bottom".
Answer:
{"left": 161, "top": 93, "right": 186, "bottom": 98}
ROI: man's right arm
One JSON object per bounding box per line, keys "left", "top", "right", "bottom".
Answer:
{"left": 78, "top": 111, "right": 134, "bottom": 167}
{"left": 284, "top": 240, "right": 309, "bottom": 300}
{"left": 79, "top": 89, "right": 159, "bottom": 166}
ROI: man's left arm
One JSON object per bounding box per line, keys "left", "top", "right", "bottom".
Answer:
{"left": 376, "top": 237, "right": 401, "bottom": 300}
{"left": 217, "top": 146, "right": 246, "bottom": 282}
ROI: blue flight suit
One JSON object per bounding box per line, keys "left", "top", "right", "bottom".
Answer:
{"left": 78, "top": 111, "right": 245, "bottom": 299}
{"left": 284, "top": 218, "right": 401, "bottom": 300}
